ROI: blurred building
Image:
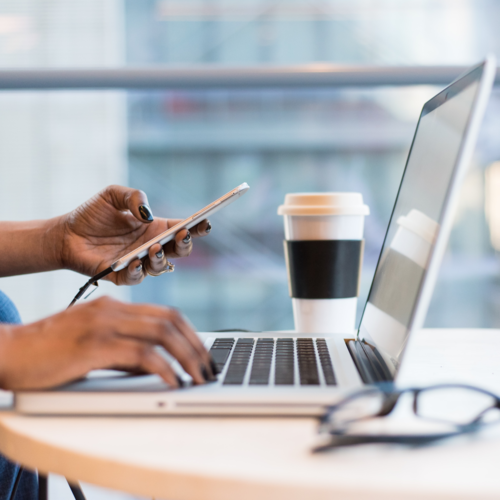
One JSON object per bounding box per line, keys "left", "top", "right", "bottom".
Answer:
{"left": 124, "top": 0, "right": 500, "bottom": 330}
{"left": 1, "top": 0, "right": 500, "bottom": 332}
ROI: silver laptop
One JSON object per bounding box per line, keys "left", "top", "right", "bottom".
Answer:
{"left": 15, "top": 56, "right": 496, "bottom": 416}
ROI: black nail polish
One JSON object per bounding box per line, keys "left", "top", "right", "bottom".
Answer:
{"left": 182, "top": 231, "right": 191, "bottom": 244}
{"left": 176, "top": 375, "right": 184, "bottom": 388}
{"left": 205, "top": 221, "right": 212, "bottom": 234}
{"left": 201, "top": 364, "right": 216, "bottom": 382}
{"left": 210, "top": 357, "right": 221, "bottom": 375}
{"left": 155, "top": 249, "right": 164, "bottom": 259}
{"left": 139, "top": 205, "right": 154, "bottom": 222}
{"left": 135, "top": 263, "right": 142, "bottom": 272}
{"left": 201, "top": 365, "right": 209, "bottom": 382}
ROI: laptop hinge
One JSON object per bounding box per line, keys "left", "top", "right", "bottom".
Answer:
{"left": 346, "top": 340, "right": 393, "bottom": 384}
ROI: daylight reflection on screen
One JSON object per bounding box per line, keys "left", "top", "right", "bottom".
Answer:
{"left": 359, "top": 79, "right": 480, "bottom": 373}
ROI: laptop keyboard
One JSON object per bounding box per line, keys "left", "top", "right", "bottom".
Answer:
{"left": 209, "top": 338, "right": 336, "bottom": 386}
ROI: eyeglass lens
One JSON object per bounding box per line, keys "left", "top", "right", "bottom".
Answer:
{"left": 416, "top": 386, "right": 500, "bottom": 425}
{"left": 327, "top": 391, "right": 387, "bottom": 426}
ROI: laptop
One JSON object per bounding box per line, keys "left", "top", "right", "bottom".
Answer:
{"left": 15, "top": 56, "right": 496, "bottom": 416}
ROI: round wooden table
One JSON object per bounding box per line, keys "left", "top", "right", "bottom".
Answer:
{"left": 1, "top": 329, "right": 500, "bottom": 500}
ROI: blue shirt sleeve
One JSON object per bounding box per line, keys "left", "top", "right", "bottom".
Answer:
{"left": 0, "top": 290, "right": 21, "bottom": 325}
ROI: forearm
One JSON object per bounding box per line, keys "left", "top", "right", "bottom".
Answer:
{"left": 0, "top": 217, "right": 65, "bottom": 277}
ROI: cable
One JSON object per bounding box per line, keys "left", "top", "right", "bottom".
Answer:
{"left": 66, "top": 269, "right": 112, "bottom": 494}
{"left": 68, "top": 481, "right": 87, "bottom": 500}
{"left": 6, "top": 270, "right": 110, "bottom": 499}
{"left": 68, "top": 267, "right": 113, "bottom": 308}
{"left": 38, "top": 474, "right": 48, "bottom": 500}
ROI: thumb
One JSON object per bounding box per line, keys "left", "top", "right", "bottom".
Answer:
{"left": 103, "top": 185, "right": 154, "bottom": 223}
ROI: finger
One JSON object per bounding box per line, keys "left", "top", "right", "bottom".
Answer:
{"left": 147, "top": 243, "right": 168, "bottom": 273}
{"left": 96, "top": 337, "right": 180, "bottom": 388}
{"left": 163, "top": 229, "right": 193, "bottom": 259}
{"left": 102, "top": 185, "right": 154, "bottom": 224}
{"left": 175, "top": 229, "right": 193, "bottom": 257}
{"left": 169, "top": 312, "right": 215, "bottom": 372}
{"left": 110, "top": 315, "right": 208, "bottom": 385}
{"left": 115, "top": 259, "right": 145, "bottom": 286}
{"left": 189, "top": 219, "right": 212, "bottom": 238}
{"left": 106, "top": 301, "right": 213, "bottom": 382}
{"left": 160, "top": 220, "right": 211, "bottom": 259}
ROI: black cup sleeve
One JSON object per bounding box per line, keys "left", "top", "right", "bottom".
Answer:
{"left": 284, "top": 240, "right": 364, "bottom": 299}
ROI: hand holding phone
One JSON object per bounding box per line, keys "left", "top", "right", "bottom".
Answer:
{"left": 69, "top": 182, "right": 250, "bottom": 306}
{"left": 111, "top": 182, "right": 250, "bottom": 271}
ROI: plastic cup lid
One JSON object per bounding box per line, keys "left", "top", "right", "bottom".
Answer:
{"left": 277, "top": 192, "right": 370, "bottom": 216}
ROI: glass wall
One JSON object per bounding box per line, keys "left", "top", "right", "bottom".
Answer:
{"left": 124, "top": 0, "right": 500, "bottom": 330}
{"left": 127, "top": 87, "right": 415, "bottom": 330}
{"left": 1, "top": 0, "right": 500, "bottom": 332}
{"left": 125, "top": 0, "right": 500, "bottom": 66}
{"left": 127, "top": 85, "right": 500, "bottom": 331}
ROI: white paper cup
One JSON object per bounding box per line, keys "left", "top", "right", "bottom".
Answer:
{"left": 278, "top": 193, "right": 369, "bottom": 334}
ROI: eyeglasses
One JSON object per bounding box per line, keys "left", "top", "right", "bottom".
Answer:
{"left": 314, "top": 383, "right": 500, "bottom": 452}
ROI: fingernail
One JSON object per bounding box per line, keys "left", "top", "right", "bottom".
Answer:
{"left": 182, "top": 231, "right": 191, "bottom": 244}
{"left": 201, "top": 364, "right": 216, "bottom": 382}
{"left": 210, "top": 357, "right": 221, "bottom": 375}
{"left": 176, "top": 375, "right": 184, "bottom": 388}
{"left": 135, "top": 263, "right": 142, "bottom": 272}
{"left": 201, "top": 365, "right": 209, "bottom": 382}
{"left": 205, "top": 221, "right": 212, "bottom": 234}
{"left": 155, "top": 249, "right": 164, "bottom": 259}
{"left": 139, "top": 205, "right": 154, "bottom": 222}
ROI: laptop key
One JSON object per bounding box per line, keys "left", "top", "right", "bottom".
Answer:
{"left": 210, "top": 348, "right": 232, "bottom": 367}
{"left": 297, "top": 338, "right": 319, "bottom": 385}
{"left": 209, "top": 338, "right": 236, "bottom": 372}
{"left": 316, "top": 339, "right": 336, "bottom": 386}
{"left": 223, "top": 338, "right": 255, "bottom": 385}
{"left": 275, "top": 339, "right": 294, "bottom": 385}
{"left": 249, "top": 339, "right": 274, "bottom": 385}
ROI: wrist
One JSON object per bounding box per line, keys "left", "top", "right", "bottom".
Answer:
{"left": 41, "top": 215, "right": 68, "bottom": 271}
{"left": 0, "top": 325, "right": 14, "bottom": 390}
{"left": 0, "top": 216, "right": 68, "bottom": 277}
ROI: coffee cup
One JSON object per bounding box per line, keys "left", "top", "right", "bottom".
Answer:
{"left": 278, "top": 193, "right": 369, "bottom": 334}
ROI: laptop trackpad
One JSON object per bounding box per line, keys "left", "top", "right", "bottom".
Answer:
{"left": 57, "top": 370, "right": 170, "bottom": 392}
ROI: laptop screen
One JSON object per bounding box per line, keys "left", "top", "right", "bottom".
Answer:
{"left": 358, "top": 64, "right": 486, "bottom": 375}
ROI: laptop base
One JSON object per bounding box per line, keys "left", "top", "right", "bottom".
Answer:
{"left": 15, "top": 332, "right": 363, "bottom": 416}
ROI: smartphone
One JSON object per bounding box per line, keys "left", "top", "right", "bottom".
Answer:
{"left": 110, "top": 182, "right": 250, "bottom": 272}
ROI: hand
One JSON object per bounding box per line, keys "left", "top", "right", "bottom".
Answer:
{"left": 0, "top": 296, "right": 216, "bottom": 390}
{"left": 57, "top": 185, "right": 212, "bottom": 285}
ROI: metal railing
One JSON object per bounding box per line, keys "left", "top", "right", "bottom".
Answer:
{"left": 0, "top": 65, "right": 498, "bottom": 89}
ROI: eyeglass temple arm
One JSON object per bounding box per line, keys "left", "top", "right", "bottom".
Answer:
{"left": 469, "top": 399, "right": 500, "bottom": 425}
{"left": 313, "top": 431, "right": 463, "bottom": 452}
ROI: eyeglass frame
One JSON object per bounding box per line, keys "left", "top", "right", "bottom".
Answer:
{"left": 314, "top": 383, "right": 500, "bottom": 452}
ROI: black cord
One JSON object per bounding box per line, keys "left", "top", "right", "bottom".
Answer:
{"left": 68, "top": 481, "right": 87, "bottom": 500}
{"left": 38, "top": 474, "right": 47, "bottom": 500}
{"left": 13, "top": 270, "right": 114, "bottom": 498}
{"left": 68, "top": 267, "right": 113, "bottom": 308}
